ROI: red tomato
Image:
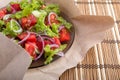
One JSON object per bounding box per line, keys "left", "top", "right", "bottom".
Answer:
{"left": 0, "top": 8, "right": 7, "bottom": 19}
{"left": 36, "top": 40, "right": 43, "bottom": 52}
{"left": 21, "top": 14, "right": 37, "bottom": 29}
{"left": 50, "top": 13, "right": 59, "bottom": 24}
{"left": 44, "top": 39, "right": 52, "bottom": 46}
{"left": 36, "top": 39, "right": 52, "bottom": 52}
{"left": 17, "top": 32, "right": 27, "bottom": 40}
{"left": 50, "top": 14, "right": 56, "bottom": 20}
{"left": 25, "top": 42, "right": 36, "bottom": 59}
{"left": 18, "top": 32, "right": 37, "bottom": 42}
{"left": 28, "top": 14, "right": 37, "bottom": 26}
{"left": 53, "top": 37, "right": 61, "bottom": 46}
{"left": 21, "top": 17, "right": 29, "bottom": 28}
{"left": 11, "top": 3, "right": 21, "bottom": 11}
{"left": 9, "top": 3, "right": 21, "bottom": 13}
{"left": 59, "top": 28, "right": 70, "bottom": 42}
{"left": 27, "top": 34, "right": 37, "bottom": 42}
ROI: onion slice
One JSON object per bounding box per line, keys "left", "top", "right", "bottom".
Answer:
{"left": 41, "top": 35, "right": 55, "bottom": 43}
{"left": 3, "top": 14, "right": 11, "bottom": 20}
{"left": 48, "top": 12, "right": 57, "bottom": 25}
{"left": 59, "top": 25, "right": 64, "bottom": 32}
{"left": 34, "top": 35, "right": 44, "bottom": 61}
{"left": 10, "top": 19, "right": 23, "bottom": 33}
{"left": 56, "top": 52, "right": 64, "bottom": 57}
{"left": 32, "top": 10, "right": 41, "bottom": 17}
{"left": 50, "top": 44, "right": 59, "bottom": 48}
{"left": 18, "top": 31, "right": 30, "bottom": 44}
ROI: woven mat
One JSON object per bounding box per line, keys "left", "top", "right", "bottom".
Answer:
{"left": 59, "top": 0, "right": 120, "bottom": 80}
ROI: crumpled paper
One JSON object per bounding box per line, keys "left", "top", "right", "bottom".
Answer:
{"left": 0, "top": 0, "right": 114, "bottom": 80}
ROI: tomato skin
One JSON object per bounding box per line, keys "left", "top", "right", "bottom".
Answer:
{"left": 29, "top": 14, "right": 37, "bottom": 26}
{"left": 27, "top": 34, "right": 37, "bottom": 42}
{"left": 50, "top": 14, "right": 56, "bottom": 20}
{"left": 59, "top": 28, "right": 70, "bottom": 42}
{"left": 36, "top": 40, "right": 43, "bottom": 52}
{"left": 50, "top": 14, "right": 59, "bottom": 24}
{"left": 44, "top": 40, "right": 52, "bottom": 46}
{"left": 18, "top": 32, "right": 37, "bottom": 42}
{"left": 21, "top": 17, "right": 29, "bottom": 28}
{"left": 53, "top": 37, "right": 61, "bottom": 46}
{"left": 36, "top": 38, "right": 53, "bottom": 52}
{"left": 21, "top": 14, "right": 37, "bottom": 29}
{"left": 11, "top": 3, "right": 21, "bottom": 11}
{"left": 8, "top": 3, "right": 21, "bottom": 13}
{"left": 0, "top": 8, "right": 7, "bottom": 19}
{"left": 25, "top": 42, "right": 36, "bottom": 59}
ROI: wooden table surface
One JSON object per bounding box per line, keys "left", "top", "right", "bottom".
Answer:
{"left": 60, "top": 0, "right": 120, "bottom": 80}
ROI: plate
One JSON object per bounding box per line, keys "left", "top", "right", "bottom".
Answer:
{"left": 29, "top": 13, "right": 75, "bottom": 68}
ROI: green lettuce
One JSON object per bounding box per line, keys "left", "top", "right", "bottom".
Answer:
{"left": 0, "top": 20, "right": 5, "bottom": 32}
{"left": 57, "top": 17, "right": 72, "bottom": 29}
{"left": 12, "top": 11, "right": 22, "bottom": 19}
{"left": 51, "top": 23, "right": 59, "bottom": 34}
{"left": 46, "top": 27, "right": 58, "bottom": 37}
{"left": 2, "top": 21, "right": 21, "bottom": 37}
{"left": 44, "top": 4, "right": 60, "bottom": 14}
{"left": 32, "top": 10, "right": 47, "bottom": 32}
{"left": 44, "top": 44, "right": 67, "bottom": 64}
{"left": 13, "top": 0, "right": 44, "bottom": 18}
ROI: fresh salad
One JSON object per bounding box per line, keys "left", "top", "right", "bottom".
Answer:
{"left": 0, "top": 0, "right": 72, "bottom": 64}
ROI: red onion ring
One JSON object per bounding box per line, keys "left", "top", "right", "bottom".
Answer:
{"left": 58, "top": 25, "right": 65, "bottom": 32}
{"left": 41, "top": 35, "right": 55, "bottom": 43}
{"left": 56, "top": 52, "right": 64, "bottom": 57}
{"left": 50, "top": 44, "right": 59, "bottom": 48}
{"left": 48, "top": 12, "right": 57, "bottom": 25}
{"left": 3, "top": 14, "right": 11, "bottom": 20}
{"left": 18, "top": 31, "right": 30, "bottom": 44}
{"left": 34, "top": 35, "right": 44, "bottom": 61}
{"left": 10, "top": 5, "right": 16, "bottom": 13}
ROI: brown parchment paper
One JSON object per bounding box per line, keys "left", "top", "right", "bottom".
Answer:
{"left": 0, "top": 0, "right": 114, "bottom": 80}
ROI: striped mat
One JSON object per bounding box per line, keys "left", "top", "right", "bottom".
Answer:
{"left": 59, "top": 0, "right": 120, "bottom": 80}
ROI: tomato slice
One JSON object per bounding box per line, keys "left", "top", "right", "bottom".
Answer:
{"left": 44, "top": 39, "right": 52, "bottom": 46}
{"left": 28, "top": 14, "right": 37, "bottom": 26}
{"left": 36, "top": 40, "right": 43, "bottom": 52}
{"left": 11, "top": 3, "right": 21, "bottom": 11}
{"left": 25, "top": 42, "right": 37, "bottom": 59}
{"left": 0, "top": 8, "right": 7, "bottom": 19}
{"left": 50, "top": 13, "right": 59, "bottom": 24}
{"left": 53, "top": 37, "right": 61, "bottom": 46}
{"left": 36, "top": 38, "right": 53, "bottom": 52}
{"left": 8, "top": 3, "right": 21, "bottom": 13}
{"left": 21, "top": 14, "right": 37, "bottom": 29}
{"left": 59, "top": 28, "right": 70, "bottom": 42}
{"left": 27, "top": 34, "right": 37, "bottom": 42}
{"left": 18, "top": 32, "right": 37, "bottom": 42}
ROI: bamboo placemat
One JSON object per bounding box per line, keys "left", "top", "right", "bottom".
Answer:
{"left": 60, "top": 0, "right": 120, "bottom": 80}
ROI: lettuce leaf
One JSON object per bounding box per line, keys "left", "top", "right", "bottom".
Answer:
{"left": 32, "top": 10, "right": 47, "bottom": 32}
{"left": 31, "top": 0, "right": 44, "bottom": 10}
{"left": 57, "top": 17, "right": 72, "bottom": 29}
{"left": 19, "top": 0, "right": 28, "bottom": 9}
{"left": 0, "top": 20, "right": 5, "bottom": 32}
{"left": 51, "top": 23, "right": 59, "bottom": 34}
{"left": 44, "top": 4, "right": 60, "bottom": 14}
{"left": 2, "top": 21, "right": 21, "bottom": 37}
{"left": 46, "top": 27, "right": 58, "bottom": 37}
{"left": 12, "top": 11, "right": 22, "bottom": 19}
{"left": 16, "top": 0, "right": 44, "bottom": 18}
{"left": 44, "top": 44, "right": 67, "bottom": 64}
